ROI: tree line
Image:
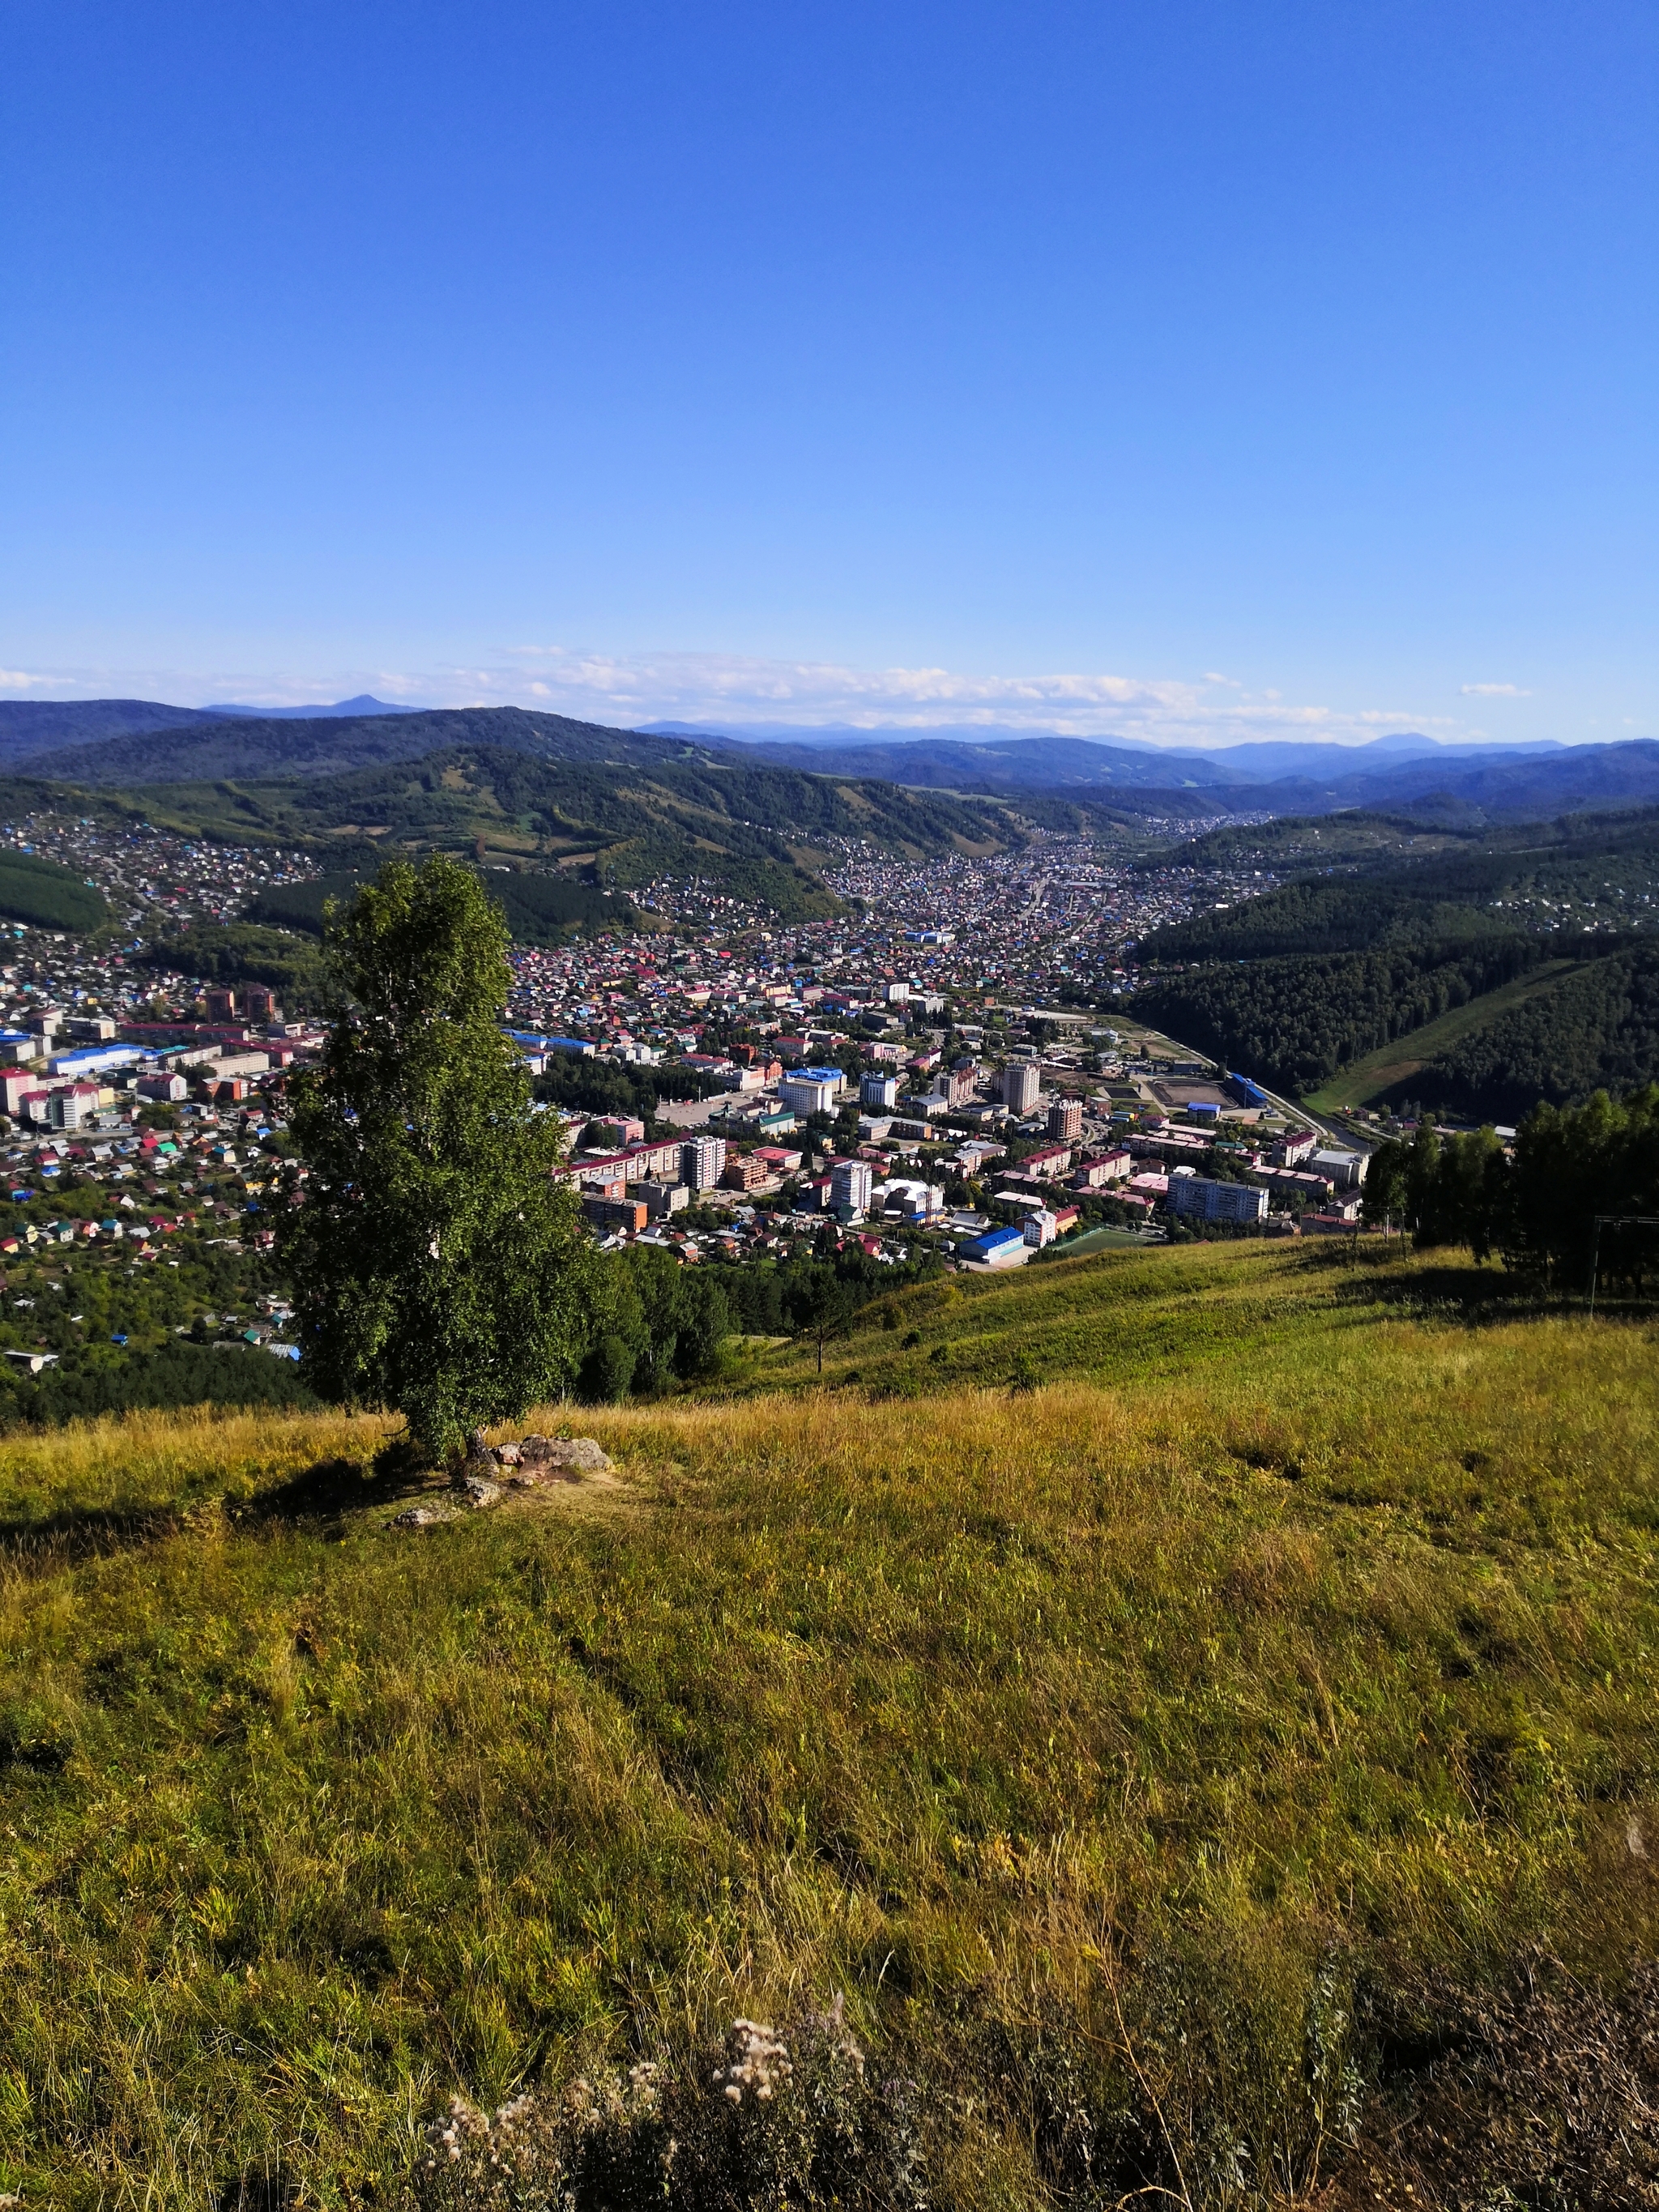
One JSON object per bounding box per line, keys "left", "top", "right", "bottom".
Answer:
{"left": 1135, "top": 939, "right": 1545, "bottom": 1096}
{"left": 1363, "top": 1085, "right": 1659, "bottom": 1294}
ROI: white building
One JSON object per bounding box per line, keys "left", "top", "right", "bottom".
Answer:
{"left": 874, "top": 1177, "right": 945, "bottom": 1220}
{"left": 1166, "top": 1175, "right": 1269, "bottom": 1225}
{"left": 680, "top": 1134, "right": 728, "bottom": 1191}
{"left": 829, "top": 1158, "right": 874, "bottom": 1216}
{"left": 779, "top": 1066, "right": 842, "bottom": 1117}
{"left": 1309, "top": 1148, "right": 1368, "bottom": 1190}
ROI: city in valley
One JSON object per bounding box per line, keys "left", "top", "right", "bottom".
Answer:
{"left": 0, "top": 804, "right": 1377, "bottom": 1370}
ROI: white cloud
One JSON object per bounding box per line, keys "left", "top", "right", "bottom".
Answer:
{"left": 0, "top": 645, "right": 1492, "bottom": 750}
{"left": 0, "top": 668, "right": 53, "bottom": 692}
{"left": 440, "top": 645, "right": 1462, "bottom": 749}
{"left": 1461, "top": 681, "right": 1531, "bottom": 697}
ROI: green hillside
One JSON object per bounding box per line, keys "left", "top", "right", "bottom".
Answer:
{"left": 2, "top": 1240, "right": 1657, "bottom": 2209}
{"left": 1136, "top": 808, "right": 1659, "bottom": 1114}
{"left": 246, "top": 866, "right": 641, "bottom": 947}
{"left": 1301, "top": 960, "right": 1582, "bottom": 1112}
{"left": 0, "top": 849, "right": 109, "bottom": 931}
{"left": 0, "top": 742, "right": 1026, "bottom": 924}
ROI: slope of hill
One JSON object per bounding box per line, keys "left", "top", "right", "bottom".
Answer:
{"left": 1401, "top": 943, "right": 1659, "bottom": 1121}
{"left": 697, "top": 731, "right": 1252, "bottom": 790}
{"left": 15, "top": 698, "right": 1659, "bottom": 829}
{"left": 1135, "top": 809, "right": 1659, "bottom": 1110}
{"left": 0, "top": 742, "right": 1026, "bottom": 923}
{"left": 0, "top": 850, "right": 110, "bottom": 932}
{"left": 674, "top": 727, "right": 1659, "bottom": 820}
{"left": 246, "top": 865, "right": 640, "bottom": 946}
{"left": 2, "top": 1240, "right": 1655, "bottom": 2210}
{"left": 0, "top": 697, "right": 235, "bottom": 765}
{"left": 23, "top": 704, "right": 690, "bottom": 786}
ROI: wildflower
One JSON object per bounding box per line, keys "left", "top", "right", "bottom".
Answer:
{"left": 713, "top": 2017, "right": 793, "bottom": 2104}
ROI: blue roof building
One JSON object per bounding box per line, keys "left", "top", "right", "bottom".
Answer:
{"left": 961, "top": 1221, "right": 1029, "bottom": 1265}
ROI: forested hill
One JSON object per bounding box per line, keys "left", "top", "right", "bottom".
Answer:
{"left": 23, "top": 705, "right": 710, "bottom": 787}
{"left": 15, "top": 699, "right": 1659, "bottom": 825}
{"left": 1159, "top": 806, "right": 1659, "bottom": 921}
{"left": 0, "top": 697, "right": 237, "bottom": 768}
{"left": 1134, "top": 808, "right": 1659, "bottom": 1115}
{"left": 0, "top": 742, "right": 1026, "bottom": 924}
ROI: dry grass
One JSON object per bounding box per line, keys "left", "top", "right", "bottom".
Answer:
{"left": 0, "top": 1242, "right": 1656, "bottom": 2206}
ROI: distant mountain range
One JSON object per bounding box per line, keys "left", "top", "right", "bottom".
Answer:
{"left": 203, "top": 693, "right": 413, "bottom": 719}
{"left": 0, "top": 696, "right": 1655, "bottom": 828}
{"left": 641, "top": 719, "right": 1575, "bottom": 785}
{"left": 0, "top": 694, "right": 412, "bottom": 772}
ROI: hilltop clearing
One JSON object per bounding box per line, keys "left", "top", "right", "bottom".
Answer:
{"left": 2, "top": 1240, "right": 1656, "bottom": 2207}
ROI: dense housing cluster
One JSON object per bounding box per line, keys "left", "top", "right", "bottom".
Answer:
{"left": 0, "top": 803, "right": 1346, "bottom": 1414}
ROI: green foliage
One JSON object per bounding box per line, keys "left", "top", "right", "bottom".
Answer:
{"left": 575, "top": 1245, "right": 732, "bottom": 1400}
{"left": 142, "top": 919, "right": 326, "bottom": 1002}
{"left": 0, "top": 849, "right": 109, "bottom": 931}
{"left": 1, "top": 1342, "right": 320, "bottom": 1425}
{"left": 1142, "top": 877, "right": 1522, "bottom": 963}
{"left": 706, "top": 1247, "right": 944, "bottom": 1339}
{"left": 532, "top": 1057, "right": 727, "bottom": 1121}
{"left": 578, "top": 1332, "right": 637, "bottom": 1403}
{"left": 1506, "top": 1085, "right": 1659, "bottom": 1289}
{"left": 1363, "top": 1085, "right": 1659, "bottom": 1287}
{"left": 241, "top": 872, "right": 371, "bottom": 932}
{"left": 272, "top": 855, "right": 593, "bottom": 1461}
{"left": 1361, "top": 1123, "right": 1509, "bottom": 1259}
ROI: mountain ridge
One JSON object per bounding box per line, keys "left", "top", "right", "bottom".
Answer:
{"left": 3, "top": 698, "right": 1657, "bottom": 827}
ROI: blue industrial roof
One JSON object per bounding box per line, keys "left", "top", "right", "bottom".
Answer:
{"left": 962, "top": 1222, "right": 1026, "bottom": 1257}
{"left": 46, "top": 1044, "right": 149, "bottom": 1076}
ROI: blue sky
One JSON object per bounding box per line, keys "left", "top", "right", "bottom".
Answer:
{"left": 2, "top": 2, "right": 1654, "bottom": 748}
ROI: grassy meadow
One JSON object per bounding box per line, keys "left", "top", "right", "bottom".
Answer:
{"left": 1, "top": 1241, "right": 1657, "bottom": 2207}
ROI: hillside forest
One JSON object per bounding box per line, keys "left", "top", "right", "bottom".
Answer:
{"left": 1135, "top": 808, "right": 1659, "bottom": 1117}
{"left": 0, "top": 733, "right": 1029, "bottom": 926}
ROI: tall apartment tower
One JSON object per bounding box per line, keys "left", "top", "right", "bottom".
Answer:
{"left": 1047, "top": 1094, "right": 1083, "bottom": 1142}
{"left": 1000, "top": 1061, "right": 1040, "bottom": 1115}
{"left": 680, "top": 1134, "right": 729, "bottom": 1191}
{"left": 829, "top": 1157, "right": 874, "bottom": 1214}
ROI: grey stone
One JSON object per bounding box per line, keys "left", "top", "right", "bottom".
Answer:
{"left": 522, "top": 1434, "right": 612, "bottom": 1473}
